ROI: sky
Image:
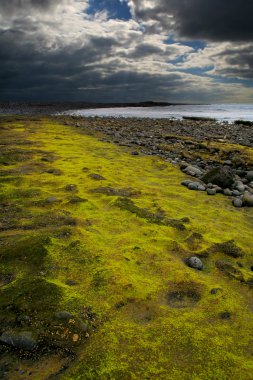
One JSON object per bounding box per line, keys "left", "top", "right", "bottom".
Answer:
{"left": 0, "top": 0, "right": 253, "bottom": 103}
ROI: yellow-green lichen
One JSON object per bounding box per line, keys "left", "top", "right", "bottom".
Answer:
{"left": 0, "top": 117, "right": 253, "bottom": 379}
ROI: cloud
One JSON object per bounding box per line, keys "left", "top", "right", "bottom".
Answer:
{"left": 129, "top": 0, "right": 253, "bottom": 42}
{"left": 0, "top": 0, "right": 252, "bottom": 102}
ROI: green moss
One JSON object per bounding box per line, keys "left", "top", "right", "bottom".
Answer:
{"left": 0, "top": 235, "right": 50, "bottom": 269}
{"left": 1, "top": 116, "right": 253, "bottom": 379}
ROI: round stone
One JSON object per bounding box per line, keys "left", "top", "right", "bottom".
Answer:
{"left": 188, "top": 182, "right": 199, "bottom": 190}
{"left": 232, "top": 190, "right": 241, "bottom": 196}
{"left": 187, "top": 256, "right": 203, "bottom": 270}
{"left": 181, "top": 180, "right": 192, "bottom": 187}
{"left": 223, "top": 188, "right": 232, "bottom": 196}
{"left": 233, "top": 198, "right": 243, "bottom": 208}
{"left": 207, "top": 188, "right": 216, "bottom": 195}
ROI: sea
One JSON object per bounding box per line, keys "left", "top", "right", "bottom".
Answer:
{"left": 63, "top": 103, "right": 253, "bottom": 122}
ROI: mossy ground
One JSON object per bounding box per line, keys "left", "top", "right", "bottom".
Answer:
{"left": 0, "top": 116, "right": 253, "bottom": 379}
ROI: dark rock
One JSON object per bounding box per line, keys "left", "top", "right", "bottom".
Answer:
{"left": 181, "top": 180, "right": 192, "bottom": 187}
{"left": 0, "top": 331, "right": 37, "bottom": 351}
{"left": 55, "top": 311, "right": 73, "bottom": 320}
{"left": 46, "top": 168, "right": 62, "bottom": 176}
{"left": 131, "top": 151, "right": 139, "bottom": 156}
{"left": 210, "top": 288, "right": 222, "bottom": 295}
{"left": 44, "top": 196, "right": 59, "bottom": 204}
{"left": 68, "top": 197, "right": 88, "bottom": 204}
{"left": 186, "top": 256, "right": 203, "bottom": 270}
{"left": 201, "top": 167, "right": 234, "bottom": 189}
{"left": 219, "top": 311, "right": 231, "bottom": 320}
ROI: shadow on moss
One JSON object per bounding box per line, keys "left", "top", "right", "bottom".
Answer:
{"left": 114, "top": 197, "right": 189, "bottom": 231}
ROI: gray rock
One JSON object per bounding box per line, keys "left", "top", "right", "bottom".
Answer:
{"left": 202, "top": 167, "right": 234, "bottom": 189}
{"left": 246, "top": 171, "right": 253, "bottom": 182}
{"left": 187, "top": 182, "right": 206, "bottom": 191}
{"left": 55, "top": 311, "right": 73, "bottom": 320}
{"left": 181, "top": 180, "right": 192, "bottom": 187}
{"left": 213, "top": 185, "right": 223, "bottom": 193}
{"left": 207, "top": 188, "right": 216, "bottom": 195}
{"left": 0, "top": 331, "right": 37, "bottom": 351}
{"left": 243, "top": 192, "right": 253, "bottom": 207}
{"left": 184, "top": 165, "right": 203, "bottom": 177}
{"left": 235, "top": 183, "right": 245, "bottom": 192}
{"left": 188, "top": 182, "right": 200, "bottom": 190}
{"left": 187, "top": 256, "right": 203, "bottom": 270}
{"left": 223, "top": 188, "right": 232, "bottom": 196}
{"left": 223, "top": 160, "right": 232, "bottom": 166}
{"left": 232, "top": 190, "right": 241, "bottom": 197}
{"left": 233, "top": 198, "right": 243, "bottom": 208}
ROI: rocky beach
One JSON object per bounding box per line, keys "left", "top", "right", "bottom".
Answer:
{"left": 57, "top": 115, "right": 253, "bottom": 208}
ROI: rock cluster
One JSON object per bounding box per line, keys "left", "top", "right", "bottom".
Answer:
{"left": 181, "top": 165, "right": 253, "bottom": 208}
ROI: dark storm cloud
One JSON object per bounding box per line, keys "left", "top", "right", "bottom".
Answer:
{"left": 0, "top": 0, "right": 252, "bottom": 102}
{"left": 132, "top": 0, "right": 253, "bottom": 42}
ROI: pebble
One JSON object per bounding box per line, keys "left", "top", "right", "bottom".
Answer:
{"left": 187, "top": 256, "right": 203, "bottom": 270}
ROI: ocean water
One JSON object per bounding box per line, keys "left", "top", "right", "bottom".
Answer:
{"left": 63, "top": 103, "right": 253, "bottom": 122}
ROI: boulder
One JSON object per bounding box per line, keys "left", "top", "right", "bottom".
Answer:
{"left": 246, "top": 171, "right": 253, "bottom": 182}
{"left": 201, "top": 167, "right": 234, "bottom": 189}
{"left": 243, "top": 192, "right": 253, "bottom": 207}
{"left": 0, "top": 331, "right": 37, "bottom": 351}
